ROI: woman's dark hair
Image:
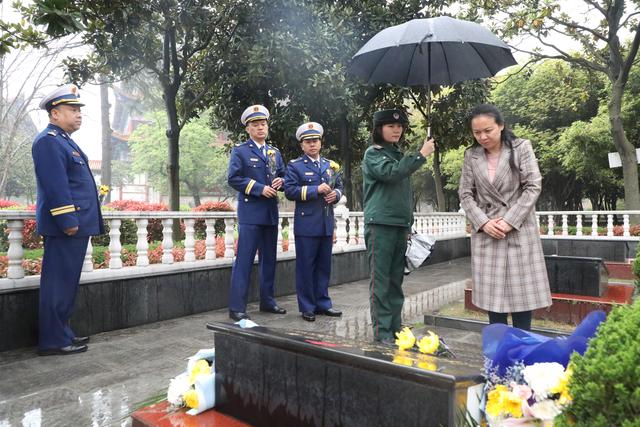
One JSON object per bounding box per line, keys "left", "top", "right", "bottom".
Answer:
{"left": 371, "top": 123, "right": 407, "bottom": 145}
{"left": 468, "top": 104, "right": 518, "bottom": 172}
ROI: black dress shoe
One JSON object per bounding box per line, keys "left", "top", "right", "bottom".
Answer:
{"left": 73, "top": 336, "right": 90, "bottom": 345}
{"left": 259, "top": 305, "right": 287, "bottom": 314}
{"left": 38, "top": 344, "right": 88, "bottom": 356}
{"left": 377, "top": 337, "right": 396, "bottom": 347}
{"left": 302, "top": 312, "right": 316, "bottom": 322}
{"left": 315, "top": 308, "right": 342, "bottom": 317}
{"left": 229, "top": 311, "right": 250, "bottom": 321}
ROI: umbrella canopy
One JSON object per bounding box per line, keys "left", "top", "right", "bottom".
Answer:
{"left": 348, "top": 16, "right": 517, "bottom": 87}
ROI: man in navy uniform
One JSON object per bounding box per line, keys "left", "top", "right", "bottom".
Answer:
{"left": 284, "top": 122, "right": 343, "bottom": 322}
{"left": 227, "top": 105, "right": 287, "bottom": 321}
{"left": 32, "top": 84, "right": 104, "bottom": 355}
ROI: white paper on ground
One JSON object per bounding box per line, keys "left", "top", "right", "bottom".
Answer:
{"left": 235, "top": 318, "right": 259, "bottom": 328}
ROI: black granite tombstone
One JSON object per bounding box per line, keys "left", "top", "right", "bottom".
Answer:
{"left": 207, "top": 322, "right": 484, "bottom": 427}
{"left": 544, "top": 255, "right": 608, "bottom": 297}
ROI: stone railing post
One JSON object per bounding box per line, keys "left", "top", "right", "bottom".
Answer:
{"left": 7, "top": 220, "right": 24, "bottom": 279}
{"left": 162, "top": 218, "right": 174, "bottom": 264}
{"left": 607, "top": 214, "right": 614, "bottom": 237}
{"left": 561, "top": 214, "right": 568, "bottom": 236}
{"left": 82, "top": 237, "right": 94, "bottom": 272}
{"left": 277, "top": 217, "right": 283, "bottom": 253}
{"left": 288, "top": 217, "right": 296, "bottom": 253}
{"left": 623, "top": 214, "right": 630, "bottom": 237}
{"left": 334, "top": 197, "right": 348, "bottom": 249}
{"left": 184, "top": 218, "right": 196, "bottom": 262}
{"left": 576, "top": 215, "right": 583, "bottom": 236}
{"left": 205, "top": 218, "right": 217, "bottom": 260}
{"left": 224, "top": 218, "right": 235, "bottom": 258}
{"left": 136, "top": 219, "right": 149, "bottom": 267}
{"left": 108, "top": 219, "right": 122, "bottom": 269}
{"left": 591, "top": 214, "right": 598, "bottom": 236}
{"left": 547, "top": 215, "right": 554, "bottom": 236}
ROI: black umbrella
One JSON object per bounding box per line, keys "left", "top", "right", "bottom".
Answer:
{"left": 348, "top": 16, "right": 517, "bottom": 135}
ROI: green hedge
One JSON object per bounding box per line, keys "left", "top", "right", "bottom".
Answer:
{"left": 556, "top": 300, "right": 640, "bottom": 426}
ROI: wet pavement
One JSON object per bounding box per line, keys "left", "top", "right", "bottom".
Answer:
{"left": 0, "top": 258, "right": 472, "bottom": 427}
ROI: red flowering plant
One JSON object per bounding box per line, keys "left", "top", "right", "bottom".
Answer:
{"left": 95, "top": 200, "right": 170, "bottom": 246}
{"left": 191, "top": 201, "right": 234, "bottom": 240}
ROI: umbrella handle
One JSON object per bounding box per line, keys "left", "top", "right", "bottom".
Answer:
{"left": 427, "top": 126, "right": 432, "bottom": 139}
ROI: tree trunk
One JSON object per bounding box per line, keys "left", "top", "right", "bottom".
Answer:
{"left": 192, "top": 192, "right": 201, "bottom": 207}
{"left": 164, "top": 87, "right": 181, "bottom": 237}
{"left": 432, "top": 144, "right": 445, "bottom": 211}
{"left": 100, "top": 81, "right": 112, "bottom": 203}
{"left": 608, "top": 82, "right": 640, "bottom": 218}
{"left": 338, "top": 114, "right": 352, "bottom": 208}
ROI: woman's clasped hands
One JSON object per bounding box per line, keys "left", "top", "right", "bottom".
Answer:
{"left": 482, "top": 218, "right": 513, "bottom": 239}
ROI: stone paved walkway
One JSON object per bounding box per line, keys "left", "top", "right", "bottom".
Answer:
{"left": 0, "top": 258, "right": 471, "bottom": 427}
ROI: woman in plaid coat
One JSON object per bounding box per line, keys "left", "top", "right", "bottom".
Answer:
{"left": 458, "top": 104, "right": 551, "bottom": 331}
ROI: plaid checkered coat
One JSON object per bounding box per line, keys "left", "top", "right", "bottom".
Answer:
{"left": 458, "top": 138, "right": 552, "bottom": 313}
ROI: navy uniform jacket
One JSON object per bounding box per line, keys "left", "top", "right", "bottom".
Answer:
{"left": 227, "top": 139, "right": 285, "bottom": 225}
{"left": 32, "top": 124, "right": 104, "bottom": 237}
{"left": 284, "top": 155, "right": 344, "bottom": 237}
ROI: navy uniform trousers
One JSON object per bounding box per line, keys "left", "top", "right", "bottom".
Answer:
{"left": 229, "top": 224, "right": 278, "bottom": 313}
{"left": 227, "top": 139, "right": 285, "bottom": 312}
{"left": 32, "top": 123, "right": 104, "bottom": 350}
{"left": 39, "top": 236, "right": 89, "bottom": 349}
{"left": 284, "top": 155, "right": 343, "bottom": 313}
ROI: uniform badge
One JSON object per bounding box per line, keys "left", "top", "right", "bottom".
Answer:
{"left": 253, "top": 106, "right": 259, "bottom": 112}
{"left": 250, "top": 157, "right": 259, "bottom": 162}
{"left": 47, "top": 130, "right": 57, "bottom": 136}
{"left": 72, "top": 151, "right": 81, "bottom": 156}
{"left": 308, "top": 124, "right": 314, "bottom": 129}
{"left": 393, "top": 112, "right": 400, "bottom": 120}
{"left": 304, "top": 172, "right": 314, "bottom": 176}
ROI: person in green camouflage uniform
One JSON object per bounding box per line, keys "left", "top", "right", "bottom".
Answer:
{"left": 362, "top": 109, "right": 435, "bottom": 344}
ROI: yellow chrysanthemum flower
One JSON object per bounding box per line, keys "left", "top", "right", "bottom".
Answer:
{"left": 395, "top": 327, "right": 416, "bottom": 351}
{"left": 416, "top": 355, "right": 437, "bottom": 371}
{"left": 267, "top": 149, "right": 276, "bottom": 156}
{"left": 183, "top": 389, "right": 199, "bottom": 409}
{"left": 189, "top": 359, "right": 211, "bottom": 384}
{"left": 502, "top": 391, "right": 523, "bottom": 418}
{"left": 392, "top": 351, "right": 414, "bottom": 367}
{"left": 329, "top": 160, "right": 340, "bottom": 170}
{"left": 485, "top": 385, "right": 523, "bottom": 418}
{"left": 550, "top": 367, "right": 573, "bottom": 405}
{"left": 98, "top": 185, "right": 110, "bottom": 196}
{"left": 486, "top": 385, "right": 508, "bottom": 417}
{"left": 417, "top": 331, "right": 440, "bottom": 355}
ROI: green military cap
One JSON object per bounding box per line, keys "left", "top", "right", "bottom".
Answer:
{"left": 372, "top": 109, "right": 409, "bottom": 126}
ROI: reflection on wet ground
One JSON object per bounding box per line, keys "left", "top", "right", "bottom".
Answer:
{"left": 0, "top": 258, "right": 471, "bottom": 426}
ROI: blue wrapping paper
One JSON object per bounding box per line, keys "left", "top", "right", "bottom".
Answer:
{"left": 482, "top": 310, "right": 606, "bottom": 374}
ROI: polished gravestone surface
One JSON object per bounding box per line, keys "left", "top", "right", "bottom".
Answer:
{"left": 544, "top": 255, "right": 608, "bottom": 297}
{"left": 207, "top": 322, "right": 483, "bottom": 427}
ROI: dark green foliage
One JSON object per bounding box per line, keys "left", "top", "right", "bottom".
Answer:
{"left": 633, "top": 250, "right": 640, "bottom": 290}
{"left": 556, "top": 300, "right": 640, "bottom": 426}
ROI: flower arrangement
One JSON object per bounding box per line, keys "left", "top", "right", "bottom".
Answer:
{"left": 266, "top": 148, "right": 278, "bottom": 183}
{"left": 97, "top": 185, "right": 110, "bottom": 204}
{"left": 483, "top": 361, "right": 573, "bottom": 426}
{"left": 326, "top": 160, "right": 342, "bottom": 188}
{"left": 394, "top": 327, "right": 454, "bottom": 357}
{"left": 166, "top": 348, "right": 217, "bottom": 415}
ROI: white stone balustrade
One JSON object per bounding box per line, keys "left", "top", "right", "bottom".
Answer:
{"left": 2, "top": 208, "right": 636, "bottom": 288}
{"left": 534, "top": 211, "right": 639, "bottom": 238}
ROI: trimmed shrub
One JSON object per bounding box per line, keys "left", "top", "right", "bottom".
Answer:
{"left": 95, "top": 200, "right": 170, "bottom": 246}
{"left": 192, "top": 201, "right": 235, "bottom": 240}
{"left": 556, "top": 300, "right": 640, "bottom": 426}
{"left": 633, "top": 249, "right": 640, "bottom": 290}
